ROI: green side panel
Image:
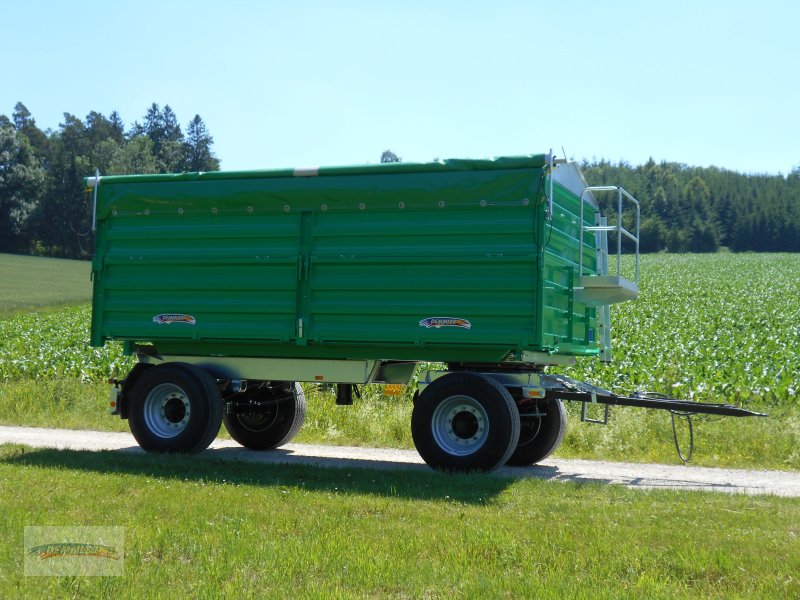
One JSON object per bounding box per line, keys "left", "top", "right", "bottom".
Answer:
{"left": 542, "top": 180, "right": 601, "bottom": 356}
{"left": 96, "top": 213, "right": 299, "bottom": 344}
{"left": 90, "top": 156, "right": 550, "bottom": 363}
{"left": 306, "top": 208, "right": 538, "bottom": 349}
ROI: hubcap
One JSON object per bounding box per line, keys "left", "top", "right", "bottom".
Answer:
{"left": 431, "top": 395, "right": 489, "bottom": 456}
{"left": 143, "top": 383, "right": 191, "bottom": 439}
{"left": 236, "top": 405, "right": 279, "bottom": 432}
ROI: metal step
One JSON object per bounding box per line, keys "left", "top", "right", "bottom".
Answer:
{"left": 574, "top": 275, "right": 638, "bottom": 306}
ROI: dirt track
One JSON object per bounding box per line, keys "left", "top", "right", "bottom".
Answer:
{"left": 2, "top": 425, "right": 799, "bottom": 497}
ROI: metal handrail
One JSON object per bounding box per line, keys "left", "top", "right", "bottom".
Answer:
{"left": 545, "top": 150, "right": 568, "bottom": 221}
{"left": 86, "top": 169, "right": 101, "bottom": 232}
{"left": 579, "top": 186, "right": 640, "bottom": 282}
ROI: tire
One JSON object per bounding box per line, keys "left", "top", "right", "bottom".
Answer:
{"left": 411, "top": 372, "right": 520, "bottom": 473}
{"left": 506, "top": 399, "right": 567, "bottom": 466}
{"left": 223, "top": 382, "right": 306, "bottom": 450}
{"left": 128, "top": 363, "right": 223, "bottom": 454}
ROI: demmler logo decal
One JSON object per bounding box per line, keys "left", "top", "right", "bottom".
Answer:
{"left": 419, "top": 317, "right": 472, "bottom": 329}
{"left": 29, "top": 543, "right": 120, "bottom": 561}
{"left": 153, "top": 314, "right": 197, "bottom": 325}
{"left": 24, "top": 526, "right": 125, "bottom": 577}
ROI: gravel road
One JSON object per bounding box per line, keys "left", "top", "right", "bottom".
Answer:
{"left": 2, "top": 425, "right": 799, "bottom": 497}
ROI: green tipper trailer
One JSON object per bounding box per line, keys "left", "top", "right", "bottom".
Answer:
{"left": 86, "top": 154, "right": 761, "bottom": 472}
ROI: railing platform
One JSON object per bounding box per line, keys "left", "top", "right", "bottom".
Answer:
{"left": 574, "top": 275, "right": 638, "bottom": 306}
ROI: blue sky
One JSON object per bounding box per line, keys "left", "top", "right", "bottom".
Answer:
{"left": 2, "top": 0, "right": 798, "bottom": 174}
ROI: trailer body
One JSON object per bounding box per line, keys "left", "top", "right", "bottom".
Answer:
{"left": 90, "top": 155, "right": 619, "bottom": 367}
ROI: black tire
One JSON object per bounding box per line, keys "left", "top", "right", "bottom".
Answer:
{"left": 506, "top": 399, "right": 567, "bottom": 466}
{"left": 411, "top": 372, "right": 520, "bottom": 473}
{"left": 128, "top": 362, "right": 223, "bottom": 454}
{"left": 223, "top": 382, "right": 306, "bottom": 450}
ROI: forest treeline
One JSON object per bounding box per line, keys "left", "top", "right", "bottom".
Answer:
{"left": 0, "top": 102, "right": 219, "bottom": 258}
{"left": 580, "top": 158, "right": 800, "bottom": 253}
{"left": 1, "top": 100, "right": 798, "bottom": 258}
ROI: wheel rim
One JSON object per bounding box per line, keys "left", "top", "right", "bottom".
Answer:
{"left": 143, "top": 383, "right": 191, "bottom": 439}
{"left": 236, "top": 406, "right": 279, "bottom": 432}
{"left": 516, "top": 415, "right": 543, "bottom": 448}
{"left": 431, "top": 395, "right": 489, "bottom": 456}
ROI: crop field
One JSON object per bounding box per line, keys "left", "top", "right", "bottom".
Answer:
{"left": 565, "top": 252, "right": 800, "bottom": 407}
{"left": 2, "top": 253, "right": 797, "bottom": 403}
{"left": 1, "top": 253, "right": 798, "bottom": 399}
{"left": 0, "top": 252, "right": 799, "bottom": 468}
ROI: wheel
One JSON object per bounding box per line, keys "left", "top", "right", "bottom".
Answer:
{"left": 223, "top": 382, "right": 306, "bottom": 450}
{"left": 411, "top": 372, "right": 520, "bottom": 472}
{"left": 506, "top": 399, "right": 567, "bottom": 466}
{"left": 128, "top": 363, "right": 223, "bottom": 453}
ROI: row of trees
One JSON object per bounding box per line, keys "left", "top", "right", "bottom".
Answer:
{"left": 2, "top": 107, "right": 798, "bottom": 258}
{"left": 580, "top": 158, "right": 800, "bottom": 253}
{"left": 379, "top": 151, "right": 800, "bottom": 253}
{"left": 0, "top": 102, "right": 219, "bottom": 258}
{"left": 381, "top": 150, "right": 800, "bottom": 253}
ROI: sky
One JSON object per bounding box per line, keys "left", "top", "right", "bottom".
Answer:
{"left": 2, "top": 0, "right": 798, "bottom": 175}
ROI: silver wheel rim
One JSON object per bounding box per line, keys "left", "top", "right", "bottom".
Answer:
{"left": 143, "top": 383, "right": 191, "bottom": 439}
{"left": 431, "top": 395, "right": 489, "bottom": 456}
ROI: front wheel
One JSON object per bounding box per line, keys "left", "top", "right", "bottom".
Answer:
{"left": 411, "top": 372, "right": 520, "bottom": 472}
{"left": 128, "top": 363, "right": 223, "bottom": 454}
{"left": 223, "top": 382, "right": 306, "bottom": 450}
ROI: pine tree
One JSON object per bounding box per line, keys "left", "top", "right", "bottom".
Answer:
{"left": 184, "top": 115, "right": 219, "bottom": 172}
{"left": 108, "top": 111, "right": 125, "bottom": 142}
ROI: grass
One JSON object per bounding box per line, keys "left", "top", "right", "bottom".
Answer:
{"left": 1, "top": 444, "right": 799, "bottom": 599}
{"left": 0, "top": 253, "right": 91, "bottom": 317}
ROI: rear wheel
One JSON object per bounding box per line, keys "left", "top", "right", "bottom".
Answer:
{"left": 411, "top": 372, "right": 520, "bottom": 472}
{"left": 128, "top": 363, "right": 223, "bottom": 454}
{"left": 223, "top": 382, "right": 306, "bottom": 450}
{"left": 506, "top": 399, "right": 567, "bottom": 466}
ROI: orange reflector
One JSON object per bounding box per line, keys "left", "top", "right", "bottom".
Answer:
{"left": 315, "top": 375, "right": 324, "bottom": 381}
{"left": 383, "top": 384, "right": 404, "bottom": 396}
{"left": 524, "top": 387, "right": 546, "bottom": 399}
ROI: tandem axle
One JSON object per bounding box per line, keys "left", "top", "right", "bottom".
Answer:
{"left": 107, "top": 352, "right": 763, "bottom": 472}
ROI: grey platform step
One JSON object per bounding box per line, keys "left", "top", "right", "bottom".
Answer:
{"left": 574, "top": 275, "right": 638, "bottom": 306}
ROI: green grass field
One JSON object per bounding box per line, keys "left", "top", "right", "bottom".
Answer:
{"left": 0, "top": 253, "right": 92, "bottom": 316}
{"left": 2, "top": 444, "right": 798, "bottom": 599}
